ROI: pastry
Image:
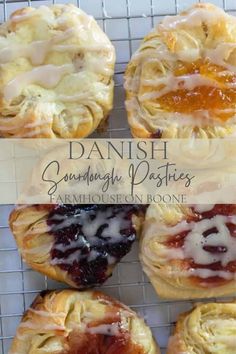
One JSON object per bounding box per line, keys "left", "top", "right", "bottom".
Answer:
{"left": 9, "top": 289, "right": 160, "bottom": 354}
{"left": 0, "top": 4, "right": 115, "bottom": 138}
{"left": 125, "top": 3, "right": 236, "bottom": 138}
{"left": 9, "top": 204, "right": 144, "bottom": 288}
{"left": 167, "top": 302, "right": 236, "bottom": 354}
{"left": 140, "top": 204, "right": 236, "bottom": 299}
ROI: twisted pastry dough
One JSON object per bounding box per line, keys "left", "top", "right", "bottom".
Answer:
{"left": 125, "top": 3, "right": 236, "bottom": 138}
{"left": 167, "top": 302, "right": 236, "bottom": 354}
{"left": 9, "top": 289, "right": 160, "bottom": 354}
{"left": 140, "top": 204, "right": 236, "bottom": 299}
{"left": 0, "top": 4, "right": 115, "bottom": 138}
{"left": 9, "top": 204, "right": 143, "bottom": 288}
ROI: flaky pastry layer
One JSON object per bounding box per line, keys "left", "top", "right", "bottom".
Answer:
{"left": 0, "top": 4, "right": 115, "bottom": 138}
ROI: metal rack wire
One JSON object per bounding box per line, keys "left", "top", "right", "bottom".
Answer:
{"left": 1, "top": 0, "right": 236, "bottom": 353}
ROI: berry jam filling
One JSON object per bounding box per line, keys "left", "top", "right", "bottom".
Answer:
{"left": 64, "top": 293, "right": 144, "bottom": 354}
{"left": 164, "top": 204, "right": 236, "bottom": 285}
{"left": 48, "top": 205, "right": 144, "bottom": 288}
{"left": 64, "top": 330, "right": 144, "bottom": 354}
{"left": 150, "top": 129, "right": 163, "bottom": 139}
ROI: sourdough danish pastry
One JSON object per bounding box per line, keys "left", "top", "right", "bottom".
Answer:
{"left": 10, "top": 289, "right": 160, "bottom": 354}
{"left": 0, "top": 4, "right": 115, "bottom": 138}
{"left": 9, "top": 204, "right": 143, "bottom": 288}
{"left": 125, "top": 3, "right": 236, "bottom": 138}
{"left": 167, "top": 302, "right": 236, "bottom": 354}
{"left": 140, "top": 204, "right": 236, "bottom": 299}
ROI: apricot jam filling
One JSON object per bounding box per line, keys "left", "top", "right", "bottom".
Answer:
{"left": 146, "top": 60, "right": 236, "bottom": 120}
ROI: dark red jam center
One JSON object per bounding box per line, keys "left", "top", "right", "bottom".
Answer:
{"left": 48, "top": 205, "right": 143, "bottom": 288}
{"left": 150, "top": 129, "right": 163, "bottom": 139}
{"left": 164, "top": 204, "right": 236, "bottom": 285}
{"left": 63, "top": 330, "right": 144, "bottom": 354}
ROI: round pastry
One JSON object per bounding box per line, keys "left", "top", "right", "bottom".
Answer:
{"left": 140, "top": 204, "right": 236, "bottom": 299}
{"left": 0, "top": 4, "right": 115, "bottom": 138}
{"left": 9, "top": 289, "right": 160, "bottom": 354}
{"left": 167, "top": 302, "right": 236, "bottom": 354}
{"left": 9, "top": 204, "right": 144, "bottom": 288}
{"left": 125, "top": 3, "right": 236, "bottom": 138}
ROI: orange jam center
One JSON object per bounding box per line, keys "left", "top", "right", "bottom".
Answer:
{"left": 156, "top": 60, "right": 236, "bottom": 119}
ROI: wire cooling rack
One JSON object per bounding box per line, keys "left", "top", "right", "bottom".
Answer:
{"left": 1, "top": 1, "right": 236, "bottom": 353}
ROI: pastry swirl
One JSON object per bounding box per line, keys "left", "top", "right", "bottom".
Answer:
{"left": 140, "top": 204, "right": 236, "bottom": 299}
{"left": 9, "top": 204, "right": 144, "bottom": 288}
{"left": 9, "top": 289, "right": 160, "bottom": 354}
{"left": 167, "top": 302, "right": 236, "bottom": 354}
{"left": 125, "top": 3, "right": 236, "bottom": 138}
{"left": 0, "top": 4, "right": 115, "bottom": 138}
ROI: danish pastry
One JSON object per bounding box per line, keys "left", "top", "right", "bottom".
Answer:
{"left": 0, "top": 4, "right": 115, "bottom": 138}
{"left": 167, "top": 302, "right": 236, "bottom": 354}
{"left": 9, "top": 289, "right": 160, "bottom": 354}
{"left": 9, "top": 204, "right": 143, "bottom": 288}
{"left": 140, "top": 204, "right": 236, "bottom": 299}
{"left": 125, "top": 3, "right": 236, "bottom": 138}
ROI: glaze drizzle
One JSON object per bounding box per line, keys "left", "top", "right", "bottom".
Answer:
{"left": 48, "top": 204, "right": 142, "bottom": 287}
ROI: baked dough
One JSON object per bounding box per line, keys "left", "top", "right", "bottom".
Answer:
{"left": 0, "top": 4, "right": 115, "bottom": 138}
{"left": 167, "top": 302, "right": 236, "bottom": 354}
{"left": 9, "top": 204, "right": 144, "bottom": 288}
{"left": 125, "top": 3, "right": 236, "bottom": 138}
{"left": 9, "top": 289, "right": 160, "bottom": 354}
{"left": 140, "top": 204, "right": 236, "bottom": 299}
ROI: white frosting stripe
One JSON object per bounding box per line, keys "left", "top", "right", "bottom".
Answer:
{"left": 139, "top": 74, "right": 221, "bottom": 101}
{"left": 164, "top": 212, "right": 236, "bottom": 279}
{"left": 159, "top": 6, "right": 230, "bottom": 30}
{"left": 4, "top": 64, "right": 74, "bottom": 101}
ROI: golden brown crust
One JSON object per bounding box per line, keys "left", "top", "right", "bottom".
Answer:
{"left": 9, "top": 289, "right": 160, "bottom": 354}
{"left": 125, "top": 3, "right": 236, "bottom": 138}
{"left": 0, "top": 4, "right": 115, "bottom": 138}
{"left": 167, "top": 302, "right": 236, "bottom": 354}
{"left": 140, "top": 204, "right": 236, "bottom": 299}
{"left": 9, "top": 204, "right": 143, "bottom": 289}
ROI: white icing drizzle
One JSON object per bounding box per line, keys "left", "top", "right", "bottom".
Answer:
{"left": 187, "top": 268, "right": 234, "bottom": 280}
{"left": 4, "top": 64, "right": 74, "bottom": 101}
{"left": 80, "top": 210, "right": 129, "bottom": 241}
{"left": 159, "top": 6, "right": 229, "bottom": 30}
{"left": 193, "top": 204, "right": 215, "bottom": 213}
{"left": 50, "top": 207, "right": 131, "bottom": 266}
{"left": 139, "top": 74, "right": 220, "bottom": 101}
{"left": 86, "top": 323, "right": 121, "bottom": 336}
{"left": 164, "top": 212, "right": 236, "bottom": 279}
{"left": 206, "top": 44, "right": 236, "bottom": 73}
{"left": 184, "top": 216, "right": 236, "bottom": 266}
{"left": 0, "top": 27, "right": 77, "bottom": 65}
{"left": 0, "top": 29, "right": 111, "bottom": 66}
{"left": 51, "top": 249, "right": 82, "bottom": 265}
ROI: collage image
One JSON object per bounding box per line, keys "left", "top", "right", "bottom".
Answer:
{"left": 1, "top": 0, "right": 236, "bottom": 353}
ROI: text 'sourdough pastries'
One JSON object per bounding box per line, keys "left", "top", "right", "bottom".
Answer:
{"left": 125, "top": 3, "right": 236, "bottom": 138}
{"left": 0, "top": 4, "right": 115, "bottom": 138}
{"left": 10, "top": 289, "right": 160, "bottom": 354}
{"left": 167, "top": 302, "right": 236, "bottom": 354}
{"left": 140, "top": 204, "right": 236, "bottom": 299}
